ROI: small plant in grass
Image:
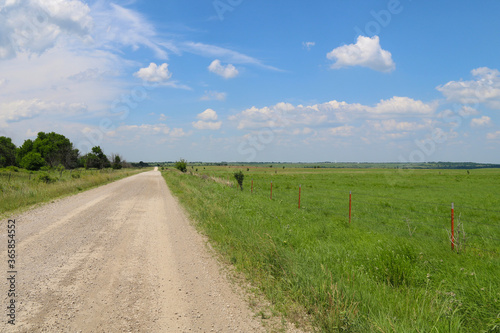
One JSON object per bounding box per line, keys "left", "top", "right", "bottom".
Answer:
{"left": 405, "top": 218, "right": 416, "bottom": 237}
{"left": 6, "top": 166, "right": 19, "bottom": 172}
{"left": 56, "top": 164, "right": 65, "bottom": 177}
{"left": 37, "top": 173, "right": 56, "bottom": 184}
{"left": 234, "top": 170, "right": 244, "bottom": 191}
{"left": 175, "top": 159, "right": 187, "bottom": 173}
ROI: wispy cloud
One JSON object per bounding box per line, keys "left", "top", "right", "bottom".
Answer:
{"left": 471, "top": 116, "right": 492, "bottom": 128}
{"left": 302, "top": 41, "right": 315, "bottom": 51}
{"left": 91, "top": 2, "right": 169, "bottom": 59}
{"left": 182, "top": 42, "right": 281, "bottom": 71}
{"left": 200, "top": 90, "right": 227, "bottom": 101}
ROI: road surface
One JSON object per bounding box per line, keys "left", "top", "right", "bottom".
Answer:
{"left": 0, "top": 170, "right": 284, "bottom": 332}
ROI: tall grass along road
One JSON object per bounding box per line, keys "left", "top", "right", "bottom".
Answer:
{"left": 162, "top": 167, "right": 500, "bottom": 332}
{"left": 0, "top": 167, "right": 144, "bottom": 219}
{"left": 0, "top": 170, "right": 280, "bottom": 332}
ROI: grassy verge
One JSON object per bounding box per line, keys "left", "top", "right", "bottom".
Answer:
{"left": 162, "top": 167, "right": 500, "bottom": 332}
{"left": 0, "top": 167, "right": 148, "bottom": 218}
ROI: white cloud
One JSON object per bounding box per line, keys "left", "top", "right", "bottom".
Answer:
{"left": 329, "top": 125, "right": 354, "bottom": 137}
{"left": 101, "top": 123, "right": 191, "bottom": 149}
{"left": 369, "top": 119, "right": 430, "bottom": 132}
{"left": 200, "top": 90, "right": 227, "bottom": 101}
{"left": 192, "top": 120, "right": 222, "bottom": 130}
{"left": 134, "top": 63, "right": 172, "bottom": 82}
{"left": 292, "top": 127, "right": 314, "bottom": 135}
{"left": 470, "top": 116, "right": 492, "bottom": 128}
{"left": 192, "top": 109, "right": 222, "bottom": 130}
{"left": 458, "top": 106, "right": 480, "bottom": 117}
{"left": 229, "top": 97, "right": 435, "bottom": 131}
{"left": 0, "top": 47, "right": 125, "bottom": 123}
{"left": 327, "top": 36, "right": 395, "bottom": 72}
{"left": 118, "top": 124, "right": 171, "bottom": 135}
{"left": 487, "top": 131, "right": 500, "bottom": 140}
{"left": 0, "top": 0, "right": 93, "bottom": 59}
{"left": 133, "top": 62, "right": 190, "bottom": 89}
{"left": 370, "top": 97, "right": 436, "bottom": 115}
{"left": 208, "top": 59, "right": 239, "bottom": 79}
{"left": 197, "top": 109, "right": 218, "bottom": 121}
{"left": 437, "top": 67, "right": 500, "bottom": 107}
{"left": 0, "top": 99, "right": 87, "bottom": 127}
{"left": 170, "top": 128, "right": 189, "bottom": 138}
{"left": 159, "top": 113, "right": 167, "bottom": 121}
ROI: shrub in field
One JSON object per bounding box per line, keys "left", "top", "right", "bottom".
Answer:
{"left": 20, "top": 152, "right": 46, "bottom": 171}
{"left": 56, "top": 164, "right": 65, "bottom": 177}
{"left": 37, "top": 173, "right": 56, "bottom": 184}
{"left": 234, "top": 170, "right": 244, "bottom": 191}
{"left": 175, "top": 159, "right": 187, "bottom": 173}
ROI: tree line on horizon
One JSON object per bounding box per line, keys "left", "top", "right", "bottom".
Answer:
{"left": 0, "top": 132, "right": 128, "bottom": 171}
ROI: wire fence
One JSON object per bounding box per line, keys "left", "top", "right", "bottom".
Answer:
{"left": 224, "top": 177, "right": 500, "bottom": 255}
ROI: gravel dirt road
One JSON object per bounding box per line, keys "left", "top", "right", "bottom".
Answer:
{"left": 0, "top": 170, "right": 288, "bottom": 332}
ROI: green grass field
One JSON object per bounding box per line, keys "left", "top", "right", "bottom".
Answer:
{"left": 0, "top": 167, "right": 146, "bottom": 218}
{"left": 163, "top": 166, "right": 500, "bottom": 332}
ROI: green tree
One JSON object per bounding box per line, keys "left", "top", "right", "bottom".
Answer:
{"left": 92, "top": 146, "right": 110, "bottom": 169}
{"left": 19, "top": 152, "right": 46, "bottom": 171}
{"left": 81, "top": 153, "right": 99, "bottom": 169}
{"left": 32, "top": 132, "right": 79, "bottom": 168}
{"left": 111, "top": 154, "right": 123, "bottom": 169}
{"left": 16, "top": 139, "right": 33, "bottom": 165}
{"left": 82, "top": 146, "right": 111, "bottom": 169}
{"left": 0, "top": 136, "right": 17, "bottom": 167}
{"left": 175, "top": 159, "right": 187, "bottom": 173}
{"left": 82, "top": 146, "right": 110, "bottom": 169}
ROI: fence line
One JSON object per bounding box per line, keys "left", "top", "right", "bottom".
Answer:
{"left": 233, "top": 178, "right": 499, "bottom": 254}
{"left": 353, "top": 191, "right": 453, "bottom": 209}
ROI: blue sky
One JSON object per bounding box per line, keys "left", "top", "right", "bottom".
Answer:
{"left": 1, "top": 0, "right": 500, "bottom": 163}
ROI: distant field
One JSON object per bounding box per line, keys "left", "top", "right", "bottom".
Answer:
{"left": 0, "top": 167, "right": 146, "bottom": 217}
{"left": 163, "top": 166, "right": 500, "bottom": 332}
